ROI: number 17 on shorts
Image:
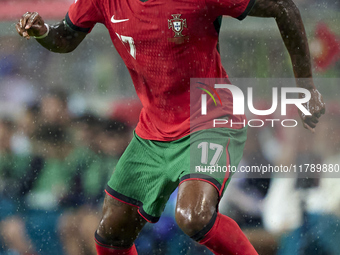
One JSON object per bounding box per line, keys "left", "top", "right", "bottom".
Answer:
{"left": 189, "top": 127, "right": 247, "bottom": 184}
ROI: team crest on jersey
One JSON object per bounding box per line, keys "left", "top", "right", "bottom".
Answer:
{"left": 168, "top": 14, "right": 187, "bottom": 37}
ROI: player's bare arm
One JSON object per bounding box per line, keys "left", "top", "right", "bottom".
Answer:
{"left": 16, "top": 12, "right": 86, "bottom": 53}
{"left": 249, "top": 0, "right": 326, "bottom": 132}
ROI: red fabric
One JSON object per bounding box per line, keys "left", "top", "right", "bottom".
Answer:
{"left": 67, "top": 0, "right": 251, "bottom": 141}
{"left": 109, "top": 99, "right": 143, "bottom": 128}
{"left": 219, "top": 138, "right": 230, "bottom": 197}
{"left": 205, "top": 0, "right": 252, "bottom": 18}
{"left": 95, "top": 243, "right": 137, "bottom": 255}
{"left": 314, "top": 22, "right": 340, "bottom": 71}
{"left": 68, "top": 0, "right": 104, "bottom": 31}
{"left": 200, "top": 213, "right": 258, "bottom": 255}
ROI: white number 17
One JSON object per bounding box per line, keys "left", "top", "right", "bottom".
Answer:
{"left": 197, "top": 142, "right": 224, "bottom": 166}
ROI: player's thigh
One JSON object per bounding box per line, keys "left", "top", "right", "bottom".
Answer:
{"left": 107, "top": 131, "right": 178, "bottom": 223}
{"left": 97, "top": 194, "right": 146, "bottom": 245}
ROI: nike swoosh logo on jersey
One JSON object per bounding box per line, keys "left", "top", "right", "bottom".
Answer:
{"left": 111, "top": 15, "right": 129, "bottom": 23}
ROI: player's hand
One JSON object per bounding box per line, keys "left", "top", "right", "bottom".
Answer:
{"left": 16, "top": 12, "right": 47, "bottom": 39}
{"left": 299, "top": 88, "right": 326, "bottom": 133}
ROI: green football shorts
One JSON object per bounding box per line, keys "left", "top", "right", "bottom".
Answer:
{"left": 106, "top": 127, "right": 247, "bottom": 223}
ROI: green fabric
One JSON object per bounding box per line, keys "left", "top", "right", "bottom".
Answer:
{"left": 71, "top": 146, "right": 118, "bottom": 198}
{"left": 0, "top": 153, "right": 31, "bottom": 202}
{"left": 107, "top": 127, "right": 247, "bottom": 218}
{"left": 32, "top": 147, "right": 116, "bottom": 200}
{"left": 82, "top": 154, "right": 118, "bottom": 197}
{"left": 32, "top": 158, "right": 73, "bottom": 194}
{"left": 0, "top": 153, "right": 30, "bottom": 179}
{"left": 189, "top": 126, "right": 247, "bottom": 182}
{"left": 31, "top": 147, "right": 91, "bottom": 195}
{"left": 0, "top": 146, "right": 118, "bottom": 210}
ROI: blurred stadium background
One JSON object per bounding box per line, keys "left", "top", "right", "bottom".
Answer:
{"left": 0, "top": 0, "right": 340, "bottom": 254}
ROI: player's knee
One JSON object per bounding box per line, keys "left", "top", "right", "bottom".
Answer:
{"left": 96, "top": 207, "right": 116, "bottom": 241}
{"left": 96, "top": 205, "right": 131, "bottom": 247}
{"left": 95, "top": 195, "right": 145, "bottom": 247}
{"left": 175, "top": 205, "right": 215, "bottom": 238}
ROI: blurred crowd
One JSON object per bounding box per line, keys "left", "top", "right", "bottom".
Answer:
{"left": 0, "top": 89, "right": 136, "bottom": 255}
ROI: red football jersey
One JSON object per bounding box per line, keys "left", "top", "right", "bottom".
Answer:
{"left": 66, "top": 0, "right": 254, "bottom": 141}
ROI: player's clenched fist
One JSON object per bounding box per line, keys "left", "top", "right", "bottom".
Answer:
{"left": 16, "top": 12, "right": 47, "bottom": 39}
{"left": 299, "top": 88, "right": 326, "bottom": 132}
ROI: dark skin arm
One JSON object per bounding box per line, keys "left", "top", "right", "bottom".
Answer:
{"left": 249, "top": 0, "right": 326, "bottom": 132}
{"left": 15, "top": 12, "right": 86, "bottom": 53}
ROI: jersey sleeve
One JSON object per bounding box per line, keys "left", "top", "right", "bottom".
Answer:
{"left": 65, "top": 0, "right": 104, "bottom": 33}
{"left": 205, "top": 0, "right": 256, "bottom": 20}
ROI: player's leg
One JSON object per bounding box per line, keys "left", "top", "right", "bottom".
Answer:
{"left": 95, "top": 194, "right": 146, "bottom": 255}
{"left": 175, "top": 127, "right": 257, "bottom": 254}
{"left": 175, "top": 180, "right": 258, "bottom": 255}
{"left": 94, "top": 131, "right": 171, "bottom": 254}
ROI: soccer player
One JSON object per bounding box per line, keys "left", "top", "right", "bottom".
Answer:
{"left": 16, "top": 0, "right": 325, "bottom": 254}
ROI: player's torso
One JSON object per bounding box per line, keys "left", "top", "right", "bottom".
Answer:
{"left": 100, "top": 0, "right": 223, "bottom": 88}
{"left": 97, "top": 0, "right": 228, "bottom": 140}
